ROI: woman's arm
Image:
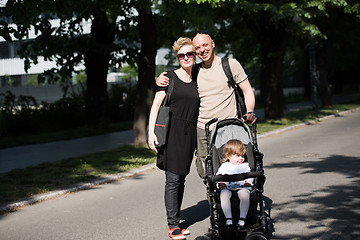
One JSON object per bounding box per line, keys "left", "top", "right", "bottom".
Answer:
{"left": 148, "top": 90, "right": 166, "bottom": 153}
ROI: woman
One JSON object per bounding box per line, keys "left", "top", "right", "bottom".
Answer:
{"left": 148, "top": 37, "right": 199, "bottom": 240}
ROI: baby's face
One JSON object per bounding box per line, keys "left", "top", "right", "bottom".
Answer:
{"left": 229, "top": 154, "right": 245, "bottom": 165}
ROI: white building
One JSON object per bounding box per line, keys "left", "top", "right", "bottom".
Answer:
{"left": 0, "top": 21, "right": 172, "bottom": 103}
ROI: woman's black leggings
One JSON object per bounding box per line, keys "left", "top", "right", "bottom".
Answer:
{"left": 165, "top": 170, "right": 186, "bottom": 229}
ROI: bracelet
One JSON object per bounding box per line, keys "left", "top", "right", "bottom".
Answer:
{"left": 247, "top": 112, "right": 256, "bottom": 116}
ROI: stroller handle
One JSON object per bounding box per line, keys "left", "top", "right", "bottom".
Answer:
{"left": 205, "top": 118, "right": 218, "bottom": 152}
{"left": 209, "top": 171, "right": 263, "bottom": 183}
{"left": 205, "top": 118, "right": 218, "bottom": 135}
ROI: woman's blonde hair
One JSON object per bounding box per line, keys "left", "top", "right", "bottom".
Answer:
{"left": 222, "top": 139, "right": 246, "bottom": 162}
{"left": 172, "top": 37, "right": 193, "bottom": 53}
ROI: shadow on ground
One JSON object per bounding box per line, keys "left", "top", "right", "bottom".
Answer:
{"left": 267, "top": 154, "right": 360, "bottom": 239}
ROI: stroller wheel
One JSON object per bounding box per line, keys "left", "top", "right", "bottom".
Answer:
{"left": 245, "top": 232, "right": 267, "bottom": 240}
{"left": 194, "top": 235, "right": 212, "bottom": 240}
{"left": 265, "top": 217, "right": 272, "bottom": 239}
{"left": 193, "top": 230, "right": 219, "bottom": 240}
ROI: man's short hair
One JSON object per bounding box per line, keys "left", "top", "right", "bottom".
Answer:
{"left": 193, "top": 30, "right": 213, "bottom": 39}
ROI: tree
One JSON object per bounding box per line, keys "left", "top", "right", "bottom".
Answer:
{"left": 315, "top": 2, "right": 360, "bottom": 106}
{"left": 131, "top": 0, "right": 214, "bottom": 145}
{"left": 186, "top": 0, "right": 349, "bottom": 118}
{"left": 0, "top": 0, "right": 138, "bottom": 124}
{"left": 133, "top": 2, "right": 158, "bottom": 145}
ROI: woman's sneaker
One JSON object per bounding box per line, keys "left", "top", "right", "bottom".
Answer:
{"left": 181, "top": 228, "right": 190, "bottom": 235}
{"left": 167, "top": 227, "right": 186, "bottom": 240}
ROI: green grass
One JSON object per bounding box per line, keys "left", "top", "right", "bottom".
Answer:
{"left": 0, "top": 100, "right": 359, "bottom": 206}
{"left": 255, "top": 101, "right": 360, "bottom": 135}
{"left": 0, "top": 145, "right": 156, "bottom": 204}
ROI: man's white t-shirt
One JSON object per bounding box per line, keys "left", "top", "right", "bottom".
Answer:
{"left": 197, "top": 56, "right": 248, "bottom": 129}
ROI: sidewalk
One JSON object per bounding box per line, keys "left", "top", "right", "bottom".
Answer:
{"left": 0, "top": 130, "right": 133, "bottom": 174}
{"left": 0, "top": 92, "right": 359, "bottom": 174}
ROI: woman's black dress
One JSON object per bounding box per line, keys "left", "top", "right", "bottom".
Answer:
{"left": 157, "top": 70, "right": 199, "bottom": 176}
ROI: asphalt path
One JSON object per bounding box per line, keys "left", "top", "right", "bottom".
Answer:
{"left": 0, "top": 130, "right": 134, "bottom": 173}
{"left": 0, "top": 110, "right": 359, "bottom": 239}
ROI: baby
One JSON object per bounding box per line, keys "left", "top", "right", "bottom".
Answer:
{"left": 216, "top": 139, "right": 253, "bottom": 230}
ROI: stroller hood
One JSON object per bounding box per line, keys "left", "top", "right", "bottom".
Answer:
{"left": 209, "top": 118, "right": 254, "bottom": 150}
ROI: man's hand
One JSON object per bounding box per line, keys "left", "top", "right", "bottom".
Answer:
{"left": 156, "top": 72, "right": 169, "bottom": 87}
{"left": 243, "top": 112, "right": 257, "bottom": 125}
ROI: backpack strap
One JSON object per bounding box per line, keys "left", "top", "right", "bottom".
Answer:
{"left": 191, "top": 62, "right": 201, "bottom": 83}
{"left": 221, "top": 57, "right": 246, "bottom": 118}
{"left": 221, "top": 57, "right": 236, "bottom": 88}
{"left": 163, "top": 71, "right": 175, "bottom": 106}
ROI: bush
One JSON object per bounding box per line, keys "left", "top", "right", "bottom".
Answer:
{"left": 0, "top": 90, "right": 86, "bottom": 137}
{"left": 108, "top": 82, "right": 136, "bottom": 122}
{"left": 0, "top": 91, "right": 40, "bottom": 136}
{"left": 0, "top": 83, "right": 136, "bottom": 137}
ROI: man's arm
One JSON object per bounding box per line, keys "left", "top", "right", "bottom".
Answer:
{"left": 238, "top": 79, "right": 257, "bottom": 124}
{"left": 156, "top": 72, "right": 169, "bottom": 87}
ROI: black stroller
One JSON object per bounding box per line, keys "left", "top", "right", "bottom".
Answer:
{"left": 202, "top": 118, "right": 271, "bottom": 240}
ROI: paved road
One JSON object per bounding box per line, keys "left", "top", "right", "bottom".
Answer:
{"left": 259, "top": 109, "right": 360, "bottom": 239}
{"left": 0, "top": 109, "right": 359, "bottom": 239}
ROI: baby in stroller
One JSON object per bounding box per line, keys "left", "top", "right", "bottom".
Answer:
{"left": 216, "top": 139, "right": 253, "bottom": 231}
{"left": 204, "top": 118, "right": 271, "bottom": 239}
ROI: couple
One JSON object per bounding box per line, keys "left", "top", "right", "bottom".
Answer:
{"left": 147, "top": 31, "right": 257, "bottom": 240}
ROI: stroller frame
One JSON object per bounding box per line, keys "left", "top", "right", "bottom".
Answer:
{"left": 204, "top": 118, "right": 271, "bottom": 240}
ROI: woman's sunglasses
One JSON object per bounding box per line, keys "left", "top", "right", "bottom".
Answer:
{"left": 177, "top": 51, "right": 195, "bottom": 60}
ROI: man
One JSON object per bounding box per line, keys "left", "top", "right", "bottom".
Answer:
{"left": 156, "top": 31, "right": 257, "bottom": 178}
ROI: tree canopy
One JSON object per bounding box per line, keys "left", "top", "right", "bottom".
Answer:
{"left": 1, "top": 0, "right": 359, "bottom": 143}
{"left": 180, "top": 0, "right": 357, "bottom": 117}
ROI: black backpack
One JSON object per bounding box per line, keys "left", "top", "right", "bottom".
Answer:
{"left": 192, "top": 57, "right": 247, "bottom": 118}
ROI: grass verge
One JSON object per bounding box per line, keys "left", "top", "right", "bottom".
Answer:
{"left": 0, "top": 100, "right": 359, "bottom": 206}
{"left": 256, "top": 101, "right": 360, "bottom": 134}
{"left": 0, "top": 145, "right": 156, "bottom": 205}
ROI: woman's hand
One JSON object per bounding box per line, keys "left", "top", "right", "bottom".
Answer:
{"left": 147, "top": 132, "right": 159, "bottom": 153}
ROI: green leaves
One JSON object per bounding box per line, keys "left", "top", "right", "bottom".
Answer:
{"left": 345, "top": 2, "right": 360, "bottom": 18}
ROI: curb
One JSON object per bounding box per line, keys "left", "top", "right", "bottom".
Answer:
{"left": 1, "top": 107, "right": 359, "bottom": 213}
{"left": 257, "top": 107, "right": 360, "bottom": 139}
{"left": 0, "top": 163, "right": 156, "bottom": 213}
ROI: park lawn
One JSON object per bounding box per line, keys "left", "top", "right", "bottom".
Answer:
{"left": 0, "top": 145, "right": 156, "bottom": 205}
{"left": 0, "top": 101, "right": 359, "bottom": 206}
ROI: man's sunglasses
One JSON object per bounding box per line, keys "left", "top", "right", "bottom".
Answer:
{"left": 177, "top": 51, "right": 195, "bottom": 60}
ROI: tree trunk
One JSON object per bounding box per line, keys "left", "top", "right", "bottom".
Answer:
{"left": 244, "top": 13, "right": 289, "bottom": 119}
{"left": 250, "top": 22, "right": 288, "bottom": 118}
{"left": 259, "top": 37, "right": 287, "bottom": 119}
{"left": 84, "top": 11, "right": 115, "bottom": 125}
{"left": 314, "top": 10, "right": 345, "bottom": 108}
{"left": 317, "top": 54, "right": 332, "bottom": 107}
{"left": 133, "top": 7, "right": 157, "bottom": 146}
